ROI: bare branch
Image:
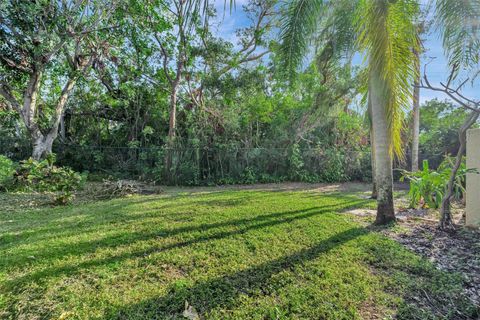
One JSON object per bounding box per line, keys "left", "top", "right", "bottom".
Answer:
{"left": 0, "top": 55, "right": 32, "bottom": 73}
{"left": 418, "top": 64, "right": 480, "bottom": 114}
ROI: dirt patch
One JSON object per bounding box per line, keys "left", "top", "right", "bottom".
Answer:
{"left": 161, "top": 182, "right": 372, "bottom": 195}
{"left": 161, "top": 181, "right": 410, "bottom": 196}
{"left": 359, "top": 297, "right": 393, "bottom": 320}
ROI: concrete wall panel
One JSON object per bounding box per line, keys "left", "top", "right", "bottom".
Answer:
{"left": 467, "top": 128, "right": 480, "bottom": 227}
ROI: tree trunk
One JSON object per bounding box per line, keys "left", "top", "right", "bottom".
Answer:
{"left": 164, "top": 92, "right": 176, "bottom": 177}
{"left": 29, "top": 77, "right": 77, "bottom": 160}
{"left": 32, "top": 134, "right": 55, "bottom": 160}
{"left": 168, "top": 88, "right": 178, "bottom": 141}
{"left": 0, "top": 51, "right": 91, "bottom": 162}
{"left": 59, "top": 113, "right": 66, "bottom": 141}
{"left": 370, "top": 68, "right": 396, "bottom": 225}
{"left": 23, "top": 70, "right": 43, "bottom": 129}
{"left": 368, "top": 95, "right": 378, "bottom": 199}
{"left": 164, "top": 74, "right": 181, "bottom": 178}
{"left": 411, "top": 48, "right": 420, "bottom": 172}
{"left": 439, "top": 111, "right": 479, "bottom": 230}
{"left": 370, "top": 128, "right": 378, "bottom": 199}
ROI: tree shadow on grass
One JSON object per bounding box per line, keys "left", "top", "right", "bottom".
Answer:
{"left": 105, "top": 227, "right": 368, "bottom": 319}
{"left": 1, "top": 190, "right": 367, "bottom": 266}
{"left": 2, "top": 198, "right": 370, "bottom": 293}
{"left": 103, "top": 222, "right": 478, "bottom": 320}
{"left": 0, "top": 191, "right": 276, "bottom": 249}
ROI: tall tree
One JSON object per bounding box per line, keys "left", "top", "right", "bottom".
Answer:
{"left": 144, "top": 0, "right": 273, "bottom": 173}
{"left": 0, "top": 0, "right": 119, "bottom": 160}
{"left": 280, "top": 0, "right": 418, "bottom": 224}
{"left": 410, "top": 9, "right": 429, "bottom": 172}
{"left": 357, "top": 0, "right": 418, "bottom": 224}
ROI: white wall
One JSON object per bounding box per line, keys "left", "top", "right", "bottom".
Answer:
{"left": 466, "top": 128, "right": 480, "bottom": 227}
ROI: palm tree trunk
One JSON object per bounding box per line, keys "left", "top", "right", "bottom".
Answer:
{"left": 439, "top": 111, "right": 479, "bottom": 230}
{"left": 370, "top": 128, "right": 378, "bottom": 199}
{"left": 368, "top": 95, "right": 377, "bottom": 199}
{"left": 370, "top": 68, "right": 395, "bottom": 225}
{"left": 411, "top": 48, "right": 420, "bottom": 172}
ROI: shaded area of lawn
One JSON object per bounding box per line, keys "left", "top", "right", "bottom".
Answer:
{"left": 0, "top": 188, "right": 476, "bottom": 319}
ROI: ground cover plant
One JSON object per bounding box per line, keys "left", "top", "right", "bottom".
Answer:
{"left": 0, "top": 187, "right": 475, "bottom": 319}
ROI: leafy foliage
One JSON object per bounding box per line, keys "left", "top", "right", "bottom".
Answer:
{"left": 0, "top": 155, "right": 15, "bottom": 191}
{"left": 355, "top": 0, "right": 419, "bottom": 158}
{"left": 279, "top": 0, "right": 325, "bottom": 76}
{"left": 13, "top": 154, "right": 86, "bottom": 205}
{"left": 401, "top": 157, "right": 473, "bottom": 209}
{"left": 435, "top": 0, "right": 480, "bottom": 73}
{"left": 416, "top": 99, "right": 474, "bottom": 168}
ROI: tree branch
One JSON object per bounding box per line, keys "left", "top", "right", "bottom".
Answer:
{"left": 0, "top": 82, "right": 22, "bottom": 113}
{"left": 418, "top": 64, "right": 480, "bottom": 114}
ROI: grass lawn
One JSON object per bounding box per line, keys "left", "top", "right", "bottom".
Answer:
{"left": 0, "top": 187, "right": 476, "bottom": 319}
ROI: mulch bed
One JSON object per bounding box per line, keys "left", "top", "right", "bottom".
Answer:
{"left": 347, "top": 206, "right": 480, "bottom": 307}
{"left": 386, "top": 220, "right": 480, "bottom": 306}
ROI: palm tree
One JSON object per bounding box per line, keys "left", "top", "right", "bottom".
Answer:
{"left": 411, "top": 10, "right": 428, "bottom": 173}
{"left": 280, "top": 0, "right": 419, "bottom": 224}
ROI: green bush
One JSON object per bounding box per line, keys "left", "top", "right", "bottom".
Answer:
{"left": 318, "top": 149, "right": 347, "bottom": 182}
{"left": 401, "top": 157, "right": 472, "bottom": 209}
{"left": 216, "top": 176, "right": 236, "bottom": 185}
{"left": 240, "top": 167, "right": 257, "bottom": 184}
{"left": 0, "top": 155, "right": 16, "bottom": 191}
{"left": 289, "top": 144, "right": 308, "bottom": 181}
{"left": 14, "top": 154, "right": 86, "bottom": 205}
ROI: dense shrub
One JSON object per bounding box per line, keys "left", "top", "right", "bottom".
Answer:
{"left": 415, "top": 100, "right": 476, "bottom": 169}
{"left": 0, "top": 155, "right": 16, "bottom": 191}
{"left": 288, "top": 144, "right": 308, "bottom": 181}
{"left": 13, "top": 154, "right": 86, "bottom": 205}
{"left": 240, "top": 166, "right": 257, "bottom": 184}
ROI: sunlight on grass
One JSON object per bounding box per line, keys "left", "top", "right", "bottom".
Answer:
{"left": 0, "top": 189, "right": 475, "bottom": 319}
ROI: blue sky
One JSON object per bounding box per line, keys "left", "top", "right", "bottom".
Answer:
{"left": 212, "top": 0, "right": 479, "bottom": 106}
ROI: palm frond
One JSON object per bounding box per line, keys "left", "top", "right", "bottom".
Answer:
{"left": 356, "top": 0, "right": 419, "bottom": 158}
{"left": 435, "top": 0, "right": 480, "bottom": 74}
{"left": 314, "top": 0, "right": 357, "bottom": 66}
{"left": 279, "top": 0, "right": 326, "bottom": 76}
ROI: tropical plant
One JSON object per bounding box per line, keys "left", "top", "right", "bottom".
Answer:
{"left": 419, "top": 0, "right": 480, "bottom": 229}
{"left": 435, "top": 0, "right": 480, "bottom": 74}
{"left": 280, "top": 0, "right": 419, "bottom": 224}
{"left": 401, "top": 158, "right": 474, "bottom": 209}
